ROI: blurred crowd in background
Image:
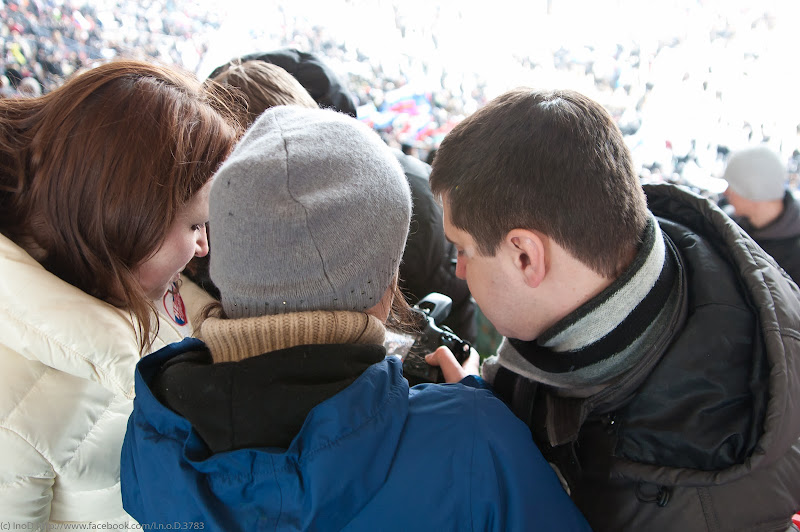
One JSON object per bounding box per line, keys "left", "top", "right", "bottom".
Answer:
{"left": 3, "top": 0, "right": 799, "bottom": 197}
{"left": 1, "top": 0, "right": 220, "bottom": 94}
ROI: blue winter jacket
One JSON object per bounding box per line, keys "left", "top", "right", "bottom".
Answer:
{"left": 121, "top": 338, "right": 590, "bottom": 531}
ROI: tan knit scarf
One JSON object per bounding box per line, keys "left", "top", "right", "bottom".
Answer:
{"left": 199, "top": 311, "right": 386, "bottom": 363}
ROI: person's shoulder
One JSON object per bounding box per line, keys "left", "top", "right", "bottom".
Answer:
{"left": 405, "top": 384, "right": 589, "bottom": 528}
{"left": 408, "top": 381, "right": 524, "bottom": 429}
{"left": 0, "top": 232, "right": 144, "bottom": 395}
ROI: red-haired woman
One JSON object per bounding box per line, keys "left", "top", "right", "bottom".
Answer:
{"left": 0, "top": 60, "right": 238, "bottom": 526}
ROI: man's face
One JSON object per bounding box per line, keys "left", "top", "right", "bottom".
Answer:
{"left": 442, "top": 197, "right": 534, "bottom": 341}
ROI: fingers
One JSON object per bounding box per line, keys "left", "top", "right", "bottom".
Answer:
{"left": 425, "top": 346, "right": 466, "bottom": 383}
{"left": 425, "top": 345, "right": 481, "bottom": 383}
{"left": 462, "top": 347, "right": 481, "bottom": 376}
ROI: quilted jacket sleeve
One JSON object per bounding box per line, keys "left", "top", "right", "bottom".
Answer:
{"left": 0, "top": 426, "right": 55, "bottom": 525}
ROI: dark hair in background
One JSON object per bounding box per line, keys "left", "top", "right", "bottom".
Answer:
{"left": 430, "top": 88, "right": 648, "bottom": 278}
{"left": 0, "top": 60, "right": 240, "bottom": 351}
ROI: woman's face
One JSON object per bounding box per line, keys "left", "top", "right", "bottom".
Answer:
{"left": 135, "top": 181, "right": 212, "bottom": 301}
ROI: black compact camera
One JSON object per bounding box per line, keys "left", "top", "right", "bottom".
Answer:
{"left": 386, "top": 292, "right": 472, "bottom": 386}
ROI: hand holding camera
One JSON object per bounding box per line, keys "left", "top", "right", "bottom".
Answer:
{"left": 387, "top": 292, "right": 474, "bottom": 386}
{"left": 424, "top": 345, "right": 480, "bottom": 383}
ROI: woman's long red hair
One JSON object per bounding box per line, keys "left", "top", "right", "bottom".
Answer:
{"left": 0, "top": 60, "right": 240, "bottom": 352}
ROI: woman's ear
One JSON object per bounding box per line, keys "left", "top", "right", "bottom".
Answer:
{"left": 505, "top": 229, "right": 547, "bottom": 288}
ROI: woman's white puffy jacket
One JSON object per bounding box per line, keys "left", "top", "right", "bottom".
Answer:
{"left": 0, "top": 233, "right": 190, "bottom": 526}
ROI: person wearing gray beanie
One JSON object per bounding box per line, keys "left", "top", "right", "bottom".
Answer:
{"left": 181, "top": 54, "right": 478, "bottom": 344}
{"left": 209, "top": 105, "right": 411, "bottom": 320}
{"left": 723, "top": 145, "right": 786, "bottom": 202}
{"left": 722, "top": 145, "right": 800, "bottom": 284}
{"left": 120, "top": 106, "right": 592, "bottom": 532}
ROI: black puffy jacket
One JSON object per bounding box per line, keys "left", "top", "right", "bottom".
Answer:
{"left": 494, "top": 184, "right": 800, "bottom": 531}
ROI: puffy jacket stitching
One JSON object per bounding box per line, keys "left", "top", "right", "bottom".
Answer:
{"left": 1, "top": 309, "right": 129, "bottom": 395}
{"left": 779, "top": 328, "right": 800, "bottom": 340}
{"left": 692, "top": 301, "right": 751, "bottom": 312}
{"left": 0, "top": 475, "right": 49, "bottom": 490}
{"left": 698, "top": 486, "right": 720, "bottom": 532}
{"left": 60, "top": 394, "right": 117, "bottom": 471}
{"left": 0, "top": 363, "right": 47, "bottom": 425}
{"left": 0, "top": 425, "right": 55, "bottom": 488}
{"left": 2, "top": 478, "right": 122, "bottom": 495}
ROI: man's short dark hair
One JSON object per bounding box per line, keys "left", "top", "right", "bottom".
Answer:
{"left": 429, "top": 88, "right": 648, "bottom": 278}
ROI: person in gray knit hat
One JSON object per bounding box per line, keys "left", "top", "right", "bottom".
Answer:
{"left": 181, "top": 55, "right": 478, "bottom": 344}
{"left": 210, "top": 105, "right": 410, "bottom": 320}
{"left": 119, "top": 105, "right": 591, "bottom": 531}
{"left": 723, "top": 145, "right": 786, "bottom": 202}
{"left": 721, "top": 145, "right": 800, "bottom": 284}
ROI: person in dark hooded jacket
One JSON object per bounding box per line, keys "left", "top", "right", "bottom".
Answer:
{"left": 428, "top": 87, "right": 800, "bottom": 532}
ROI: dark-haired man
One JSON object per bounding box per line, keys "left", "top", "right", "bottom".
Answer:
{"left": 426, "top": 88, "right": 800, "bottom": 531}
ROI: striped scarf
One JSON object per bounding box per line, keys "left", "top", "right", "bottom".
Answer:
{"left": 484, "top": 214, "right": 682, "bottom": 397}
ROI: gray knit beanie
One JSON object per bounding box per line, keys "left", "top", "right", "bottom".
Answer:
{"left": 723, "top": 145, "right": 786, "bottom": 201}
{"left": 209, "top": 106, "right": 412, "bottom": 319}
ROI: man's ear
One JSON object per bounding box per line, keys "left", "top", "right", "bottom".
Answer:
{"left": 505, "top": 229, "right": 547, "bottom": 288}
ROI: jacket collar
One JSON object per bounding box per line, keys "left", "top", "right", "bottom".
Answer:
{"left": 151, "top": 342, "right": 386, "bottom": 452}
{"left": 199, "top": 311, "right": 386, "bottom": 363}
{"left": 644, "top": 184, "right": 800, "bottom": 474}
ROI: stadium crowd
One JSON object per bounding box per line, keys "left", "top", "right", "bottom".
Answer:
{"left": 3, "top": 0, "right": 798, "bottom": 196}
{"left": 1, "top": 0, "right": 221, "bottom": 95}
{"left": 1, "top": 1, "right": 799, "bottom": 530}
